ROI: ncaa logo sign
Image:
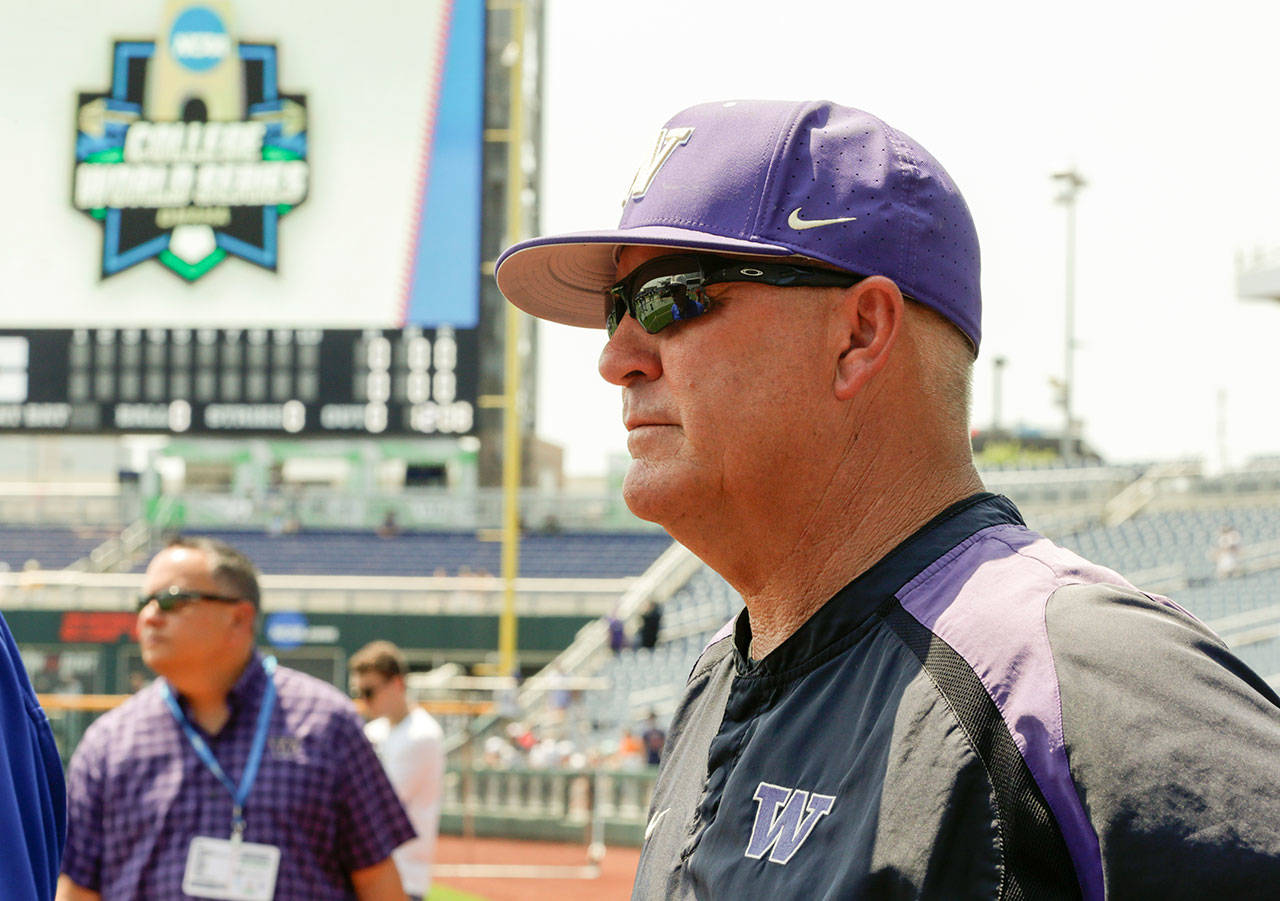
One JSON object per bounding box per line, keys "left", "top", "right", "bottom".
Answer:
{"left": 72, "top": 0, "right": 310, "bottom": 281}
{"left": 745, "top": 782, "right": 835, "bottom": 865}
{"left": 168, "top": 6, "right": 232, "bottom": 72}
{"left": 265, "top": 611, "right": 339, "bottom": 648}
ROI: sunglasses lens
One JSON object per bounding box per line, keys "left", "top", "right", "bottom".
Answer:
{"left": 138, "top": 590, "right": 199, "bottom": 612}
{"left": 607, "top": 255, "right": 709, "bottom": 336}
{"left": 633, "top": 286, "right": 681, "bottom": 334}
{"left": 605, "top": 289, "right": 625, "bottom": 337}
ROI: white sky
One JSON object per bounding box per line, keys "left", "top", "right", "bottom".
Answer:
{"left": 533, "top": 0, "right": 1280, "bottom": 477}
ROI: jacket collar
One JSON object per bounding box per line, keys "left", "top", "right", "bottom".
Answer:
{"left": 732, "top": 493, "right": 1024, "bottom": 677}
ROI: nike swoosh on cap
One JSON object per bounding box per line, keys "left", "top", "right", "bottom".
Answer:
{"left": 787, "top": 207, "right": 858, "bottom": 230}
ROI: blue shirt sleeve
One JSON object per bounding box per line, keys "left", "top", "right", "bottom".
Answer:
{"left": 0, "top": 611, "right": 67, "bottom": 901}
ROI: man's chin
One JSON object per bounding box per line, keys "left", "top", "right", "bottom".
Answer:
{"left": 139, "top": 647, "right": 171, "bottom": 676}
{"left": 621, "top": 460, "right": 696, "bottom": 527}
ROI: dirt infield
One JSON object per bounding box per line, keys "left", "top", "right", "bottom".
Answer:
{"left": 434, "top": 834, "right": 641, "bottom": 900}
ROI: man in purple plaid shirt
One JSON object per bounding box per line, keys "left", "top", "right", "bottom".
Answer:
{"left": 57, "top": 537, "right": 416, "bottom": 901}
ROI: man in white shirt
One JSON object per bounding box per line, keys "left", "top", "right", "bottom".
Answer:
{"left": 350, "top": 641, "right": 445, "bottom": 901}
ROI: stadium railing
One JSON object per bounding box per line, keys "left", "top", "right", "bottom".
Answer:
{"left": 35, "top": 692, "right": 656, "bottom": 847}
{"left": 441, "top": 765, "right": 654, "bottom": 846}
{"left": 0, "top": 481, "right": 129, "bottom": 527}
{"left": 165, "top": 487, "right": 661, "bottom": 534}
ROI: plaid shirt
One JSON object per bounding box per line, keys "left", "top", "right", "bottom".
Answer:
{"left": 62, "top": 653, "right": 416, "bottom": 900}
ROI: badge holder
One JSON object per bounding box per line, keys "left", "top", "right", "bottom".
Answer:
{"left": 183, "top": 816, "right": 281, "bottom": 901}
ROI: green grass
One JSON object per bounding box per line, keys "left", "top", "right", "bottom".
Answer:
{"left": 428, "top": 884, "right": 490, "bottom": 901}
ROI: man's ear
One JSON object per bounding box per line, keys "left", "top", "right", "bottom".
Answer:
{"left": 233, "top": 601, "right": 259, "bottom": 635}
{"left": 832, "top": 276, "right": 903, "bottom": 401}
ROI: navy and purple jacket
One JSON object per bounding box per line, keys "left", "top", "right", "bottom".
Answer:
{"left": 633, "top": 493, "right": 1280, "bottom": 899}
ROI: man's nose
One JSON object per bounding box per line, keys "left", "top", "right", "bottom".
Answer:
{"left": 598, "top": 315, "right": 662, "bottom": 386}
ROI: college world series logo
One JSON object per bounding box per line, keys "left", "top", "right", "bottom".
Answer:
{"left": 72, "top": 1, "right": 309, "bottom": 281}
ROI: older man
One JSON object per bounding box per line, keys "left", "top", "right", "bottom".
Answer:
{"left": 58, "top": 537, "right": 414, "bottom": 901}
{"left": 496, "top": 100, "right": 1280, "bottom": 898}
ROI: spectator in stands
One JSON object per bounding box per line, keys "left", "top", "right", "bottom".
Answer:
{"left": 1212, "top": 523, "right": 1243, "bottom": 579}
{"left": 350, "top": 641, "right": 445, "bottom": 901}
{"left": 637, "top": 599, "right": 662, "bottom": 649}
{"left": 377, "top": 509, "right": 402, "bottom": 539}
{"left": 615, "top": 727, "right": 645, "bottom": 770}
{"left": 0, "top": 611, "right": 66, "bottom": 901}
{"left": 507, "top": 721, "right": 537, "bottom": 754}
{"left": 495, "top": 98, "right": 1280, "bottom": 897}
{"left": 483, "top": 734, "right": 518, "bottom": 768}
{"left": 58, "top": 536, "right": 414, "bottom": 901}
{"left": 31, "top": 653, "right": 62, "bottom": 695}
{"left": 641, "top": 711, "right": 665, "bottom": 767}
{"left": 546, "top": 664, "right": 572, "bottom": 722}
{"left": 606, "top": 609, "right": 627, "bottom": 653}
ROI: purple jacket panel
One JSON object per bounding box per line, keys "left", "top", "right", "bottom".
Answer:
{"left": 896, "top": 523, "right": 1153, "bottom": 901}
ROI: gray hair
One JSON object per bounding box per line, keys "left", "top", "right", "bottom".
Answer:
{"left": 906, "top": 300, "right": 974, "bottom": 428}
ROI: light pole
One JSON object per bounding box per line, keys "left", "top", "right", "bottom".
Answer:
{"left": 1052, "top": 168, "right": 1086, "bottom": 462}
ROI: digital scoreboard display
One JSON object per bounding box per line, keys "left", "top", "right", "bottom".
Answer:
{"left": 0, "top": 328, "right": 476, "bottom": 436}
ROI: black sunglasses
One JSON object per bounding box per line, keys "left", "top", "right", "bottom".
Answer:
{"left": 136, "top": 586, "right": 245, "bottom": 613}
{"left": 605, "top": 252, "right": 864, "bottom": 337}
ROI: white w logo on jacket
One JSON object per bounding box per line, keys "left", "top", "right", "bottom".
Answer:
{"left": 744, "top": 782, "right": 836, "bottom": 864}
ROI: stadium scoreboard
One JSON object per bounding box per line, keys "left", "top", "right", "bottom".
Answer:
{"left": 0, "top": 327, "right": 477, "bottom": 436}
{"left": 0, "top": 2, "right": 489, "bottom": 439}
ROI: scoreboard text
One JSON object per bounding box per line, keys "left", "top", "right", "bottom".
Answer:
{"left": 0, "top": 328, "right": 476, "bottom": 436}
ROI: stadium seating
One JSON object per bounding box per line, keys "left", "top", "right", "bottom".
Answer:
{"left": 1236, "top": 636, "right": 1280, "bottom": 683}
{"left": 0, "top": 526, "right": 114, "bottom": 570}
{"left": 575, "top": 510, "right": 1280, "bottom": 746}
{"left": 1057, "top": 506, "right": 1280, "bottom": 582}
{"left": 1168, "top": 570, "right": 1280, "bottom": 623}
{"left": 139, "top": 529, "right": 676, "bottom": 579}
{"left": 580, "top": 567, "right": 742, "bottom": 737}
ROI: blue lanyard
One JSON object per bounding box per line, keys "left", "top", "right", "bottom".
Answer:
{"left": 161, "top": 655, "right": 277, "bottom": 841}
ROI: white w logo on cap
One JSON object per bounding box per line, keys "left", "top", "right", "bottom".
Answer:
{"left": 744, "top": 781, "right": 836, "bottom": 864}
{"left": 623, "top": 126, "right": 693, "bottom": 204}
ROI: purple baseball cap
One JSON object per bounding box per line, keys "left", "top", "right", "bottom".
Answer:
{"left": 495, "top": 99, "right": 982, "bottom": 349}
